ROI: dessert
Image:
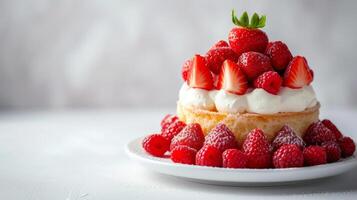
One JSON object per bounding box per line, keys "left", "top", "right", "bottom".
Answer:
{"left": 141, "top": 10, "right": 355, "bottom": 169}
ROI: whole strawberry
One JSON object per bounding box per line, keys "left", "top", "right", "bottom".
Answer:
{"left": 242, "top": 128, "right": 272, "bottom": 168}
{"left": 265, "top": 41, "right": 292, "bottom": 71}
{"left": 206, "top": 41, "right": 238, "bottom": 74}
{"left": 222, "top": 149, "right": 248, "bottom": 168}
{"left": 273, "top": 144, "right": 304, "bottom": 168}
{"left": 161, "top": 120, "right": 186, "bottom": 141}
{"left": 209, "top": 40, "right": 229, "bottom": 49}
{"left": 338, "top": 136, "right": 356, "bottom": 158}
{"left": 322, "top": 119, "right": 343, "bottom": 140}
{"left": 272, "top": 125, "right": 305, "bottom": 151}
{"left": 170, "top": 123, "right": 205, "bottom": 151}
{"left": 142, "top": 134, "right": 170, "bottom": 157}
{"left": 303, "top": 146, "right": 327, "bottom": 166}
{"left": 238, "top": 52, "right": 272, "bottom": 80}
{"left": 171, "top": 145, "right": 197, "bottom": 165}
{"left": 321, "top": 141, "right": 341, "bottom": 163}
{"left": 160, "top": 114, "right": 179, "bottom": 132}
{"left": 196, "top": 145, "right": 222, "bottom": 167}
{"left": 303, "top": 121, "right": 336, "bottom": 145}
{"left": 181, "top": 59, "right": 192, "bottom": 81}
{"left": 228, "top": 11, "right": 268, "bottom": 56}
{"left": 253, "top": 71, "right": 282, "bottom": 95}
{"left": 204, "top": 123, "right": 237, "bottom": 152}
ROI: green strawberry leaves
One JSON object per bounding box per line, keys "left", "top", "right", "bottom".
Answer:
{"left": 231, "top": 10, "right": 266, "bottom": 29}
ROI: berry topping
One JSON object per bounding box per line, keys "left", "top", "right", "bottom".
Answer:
{"left": 303, "top": 146, "right": 327, "bottom": 166}
{"left": 322, "top": 119, "right": 343, "bottom": 140}
{"left": 161, "top": 120, "right": 186, "bottom": 141}
{"left": 205, "top": 47, "right": 238, "bottom": 74}
{"left": 238, "top": 52, "right": 272, "bottom": 80}
{"left": 204, "top": 123, "right": 237, "bottom": 152}
{"left": 142, "top": 134, "right": 170, "bottom": 157}
{"left": 273, "top": 144, "right": 304, "bottom": 168}
{"left": 265, "top": 41, "right": 293, "bottom": 71}
{"left": 242, "top": 128, "right": 272, "bottom": 168}
{"left": 228, "top": 11, "right": 268, "bottom": 56}
{"left": 217, "top": 59, "right": 248, "bottom": 95}
{"left": 253, "top": 71, "right": 282, "bottom": 95}
{"left": 209, "top": 40, "right": 229, "bottom": 50}
{"left": 170, "top": 123, "right": 205, "bottom": 151}
{"left": 181, "top": 59, "right": 192, "bottom": 81}
{"left": 160, "top": 114, "right": 179, "bottom": 132}
{"left": 187, "top": 55, "right": 214, "bottom": 90}
{"left": 304, "top": 121, "right": 336, "bottom": 145}
{"left": 321, "top": 141, "right": 341, "bottom": 163}
{"left": 171, "top": 145, "right": 197, "bottom": 165}
{"left": 338, "top": 136, "right": 356, "bottom": 158}
{"left": 283, "top": 56, "right": 313, "bottom": 89}
{"left": 272, "top": 125, "right": 305, "bottom": 151}
{"left": 222, "top": 149, "right": 248, "bottom": 168}
{"left": 196, "top": 145, "right": 222, "bottom": 167}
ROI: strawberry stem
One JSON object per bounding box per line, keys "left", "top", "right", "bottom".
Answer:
{"left": 231, "top": 10, "right": 266, "bottom": 29}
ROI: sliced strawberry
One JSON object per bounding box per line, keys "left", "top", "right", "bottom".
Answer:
{"left": 187, "top": 55, "right": 214, "bottom": 90}
{"left": 283, "top": 56, "right": 313, "bottom": 89}
{"left": 217, "top": 60, "right": 248, "bottom": 95}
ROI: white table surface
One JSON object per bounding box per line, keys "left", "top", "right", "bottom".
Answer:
{"left": 0, "top": 108, "right": 356, "bottom": 200}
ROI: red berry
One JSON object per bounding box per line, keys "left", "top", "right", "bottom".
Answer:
{"left": 283, "top": 56, "right": 313, "bottom": 89}
{"left": 303, "top": 121, "right": 336, "bottom": 145}
{"left": 242, "top": 128, "right": 272, "bottom": 168}
{"left": 217, "top": 59, "right": 248, "bottom": 95}
{"left": 228, "top": 27, "right": 268, "bottom": 56}
{"left": 181, "top": 59, "right": 192, "bottom": 81}
{"left": 204, "top": 123, "right": 237, "bottom": 152}
{"left": 222, "top": 149, "right": 247, "bottom": 168}
{"left": 161, "top": 120, "right": 186, "bottom": 141}
{"left": 160, "top": 114, "right": 179, "bottom": 132}
{"left": 253, "top": 71, "right": 282, "bottom": 95}
{"left": 272, "top": 125, "right": 305, "bottom": 151}
{"left": 273, "top": 144, "right": 304, "bottom": 168}
{"left": 209, "top": 40, "right": 229, "bottom": 50}
{"left": 303, "top": 146, "right": 327, "bottom": 166}
{"left": 321, "top": 141, "right": 341, "bottom": 163}
{"left": 171, "top": 145, "right": 197, "bottom": 165}
{"left": 265, "top": 41, "right": 292, "bottom": 71}
{"left": 142, "top": 134, "right": 170, "bottom": 157}
{"left": 338, "top": 136, "right": 356, "bottom": 158}
{"left": 187, "top": 55, "right": 214, "bottom": 90}
{"left": 322, "top": 119, "right": 343, "bottom": 140}
{"left": 196, "top": 145, "right": 222, "bottom": 167}
{"left": 205, "top": 47, "right": 238, "bottom": 74}
{"left": 170, "top": 123, "right": 205, "bottom": 151}
{"left": 238, "top": 52, "right": 272, "bottom": 80}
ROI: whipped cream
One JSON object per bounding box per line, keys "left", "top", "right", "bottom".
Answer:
{"left": 178, "top": 83, "right": 317, "bottom": 114}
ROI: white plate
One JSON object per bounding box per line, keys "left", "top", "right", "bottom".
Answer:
{"left": 125, "top": 136, "right": 357, "bottom": 186}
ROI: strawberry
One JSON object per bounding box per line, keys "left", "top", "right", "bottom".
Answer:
{"left": 265, "top": 41, "right": 293, "bottom": 71}
{"left": 283, "top": 56, "right": 313, "bottom": 89}
{"left": 321, "top": 141, "right": 341, "bottom": 163}
{"left": 273, "top": 144, "right": 304, "bottom": 168}
{"left": 205, "top": 47, "right": 238, "bottom": 74}
{"left": 170, "top": 123, "right": 205, "bottom": 151}
{"left": 338, "top": 136, "right": 356, "bottom": 158}
{"left": 253, "top": 71, "right": 282, "bottom": 95}
{"left": 242, "top": 128, "right": 272, "bottom": 168}
{"left": 171, "top": 145, "right": 197, "bottom": 165}
{"left": 303, "top": 121, "right": 336, "bottom": 145}
{"left": 142, "top": 134, "right": 170, "bottom": 157}
{"left": 217, "top": 59, "right": 248, "bottom": 95}
{"left": 160, "top": 114, "right": 179, "bottom": 132}
{"left": 303, "top": 146, "right": 327, "bottom": 166}
{"left": 181, "top": 59, "right": 192, "bottom": 81}
{"left": 272, "top": 125, "right": 305, "bottom": 151}
{"left": 238, "top": 52, "right": 272, "bottom": 80}
{"left": 222, "top": 149, "right": 248, "bottom": 168}
{"left": 228, "top": 11, "right": 268, "bottom": 56}
{"left": 322, "top": 119, "right": 343, "bottom": 140}
{"left": 187, "top": 55, "right": 214, "bottom": 90}
{"left": 209, "top": 40, "right": 229, "bottom": 50}
{"left": 204, "top": 123, "right": 237, "bottom": 152}
{"left": 161, "top": 120, "right": 186, "bottom": 141}
{"left": 196, "top": 145, "right": 222, "bottom": 167}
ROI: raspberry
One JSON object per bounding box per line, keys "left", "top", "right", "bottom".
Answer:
{"left": 338, "top": 136, "right": 356, "bottom": 158}
{"left": 181, "top": 59, "right": 192, "bottom": 81}
{"left": 253, "top": 71, "right": 282, "bottom": 95}
{"left": 171, "top": 145, "right": 197, "bottom": 165}
{"left": 170, "top": 123, "right": 205, "bottom": 151}
{"left": 204, "top": 123, "right": 237, "bottom": 152}
{"left": 242, "top": 128, "right": 272, "bottom": 168}
{"left": 321, "top": 141, "right": 341, "bottom": 163}
{"left": 160, "top": 114, "right": 179, "bottom": 132}
{"left": 142, "top": 134, "right": 170, "bottom": 157}
{"left": 272, "top": 125, "right": 305, "bottom": 151}
{"left": 273, "top": 144, "right": 304, "bottom": 168}
{"left": 303, "top": 121, "right": 336, "bottom": 145}
{"left": 161, "top": 120, "right": 186, "bottom": 141}
{"left": 265, "top": 41, "right": 293, "bottom": 71}
{"left": 196, "top": 145, "right": 222, "bottom": 167}
{"left": 303, "top": 146, "right": 327, "bottom": 166}
{"left": 222, "top": 149, "right": 248, "bottom": 168}
{"left": 322, "top": 119, "right": 343, "bottom": 140}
